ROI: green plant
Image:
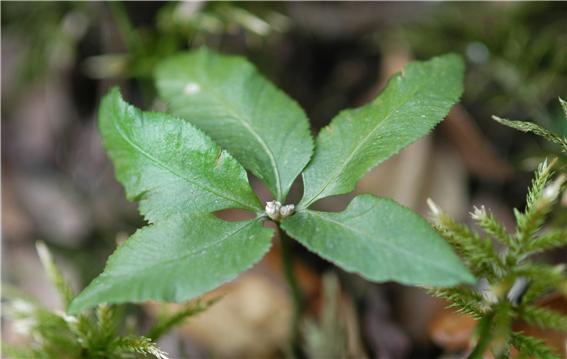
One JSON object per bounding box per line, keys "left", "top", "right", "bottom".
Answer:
{"left": 428, "top": 102, "right": 567, "bottom": 357}
{"left": 69, "top": 48, "right": 474, "bottom": 319}
{"left": 493, "top": 98, "right": 567, "bottom": 154}
{"left": 84, "top": 2, "right": 288, "bottom": 81}
{"left": 2, "top": 242, "right": 215, "bottom": 359}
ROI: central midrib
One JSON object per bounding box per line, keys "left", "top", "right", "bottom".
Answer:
{"left": 107, "top": 219, "right": 259, "bottom": 279}
{"left": 169, "top": 77, "right": 283, "bottom": 201}
{"left": 206, "top": 82, "right": 282, "bottom": 200}
{"left": 112, "top": 113, "right": 258, "bottom": 212}
{"left": 302, "top": 77, "right": 432, "bottom": 208}
{"left": 308, "top": 210, "right": 458, "bottom": 276}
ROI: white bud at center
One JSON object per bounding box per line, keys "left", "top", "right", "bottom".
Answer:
{"left": 265, "top": 201, "right": 295, "bottom": 221}
{"left": 265, "top": 200, "right": 281, "bottom": 220}
{"left": 280, "top": 204, "right": 295, "bottom": 218}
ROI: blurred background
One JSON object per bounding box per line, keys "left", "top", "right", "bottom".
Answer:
{"left": 2, "top": 2, "right": 566, "bottom": 358}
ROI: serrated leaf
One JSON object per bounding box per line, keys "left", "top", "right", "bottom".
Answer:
{"left": 299, "top": 54, "right": 464, "bottom": 207}
{"left": 68, "top": 215, "right": 273, "bottom": 313}
{"left": 99, "top": 88, "right": 261, "bottom": 222}
{"left": 281, "top": 194, "right": 474, "bottom": 286}
{"left": 155, "top": 48, "right": 314, "bottom": 201}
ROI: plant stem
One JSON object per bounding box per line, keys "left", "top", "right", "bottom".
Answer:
{"left": 468, "top": 311, "right": 495, "bottom": 359}
{"left": 279, "top": 229, "right": 304, "bottom": 356}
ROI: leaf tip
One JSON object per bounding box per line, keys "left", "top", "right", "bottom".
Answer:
{"left": 66, "top": 282, "right": 101, "bottom": 315}
{"left": 66, "top": 298, "right": 83, "bottom": 315}
{"left": 459, "top": 268, "right": 477, "bottom": 285}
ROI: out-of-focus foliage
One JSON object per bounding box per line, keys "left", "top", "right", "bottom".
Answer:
{"left": 403, "top": 3, "right": 567, "bottom": 135}
{"left": 156, "top": 2, "right": 290, "bottom": 43}
{"left": 83, "top": 2, "right": 290, "bottom": 80}
{"left": 1, "top": 1, "right": 289, "bottom": 87}
{"left": 1, "top": 2, "right": 93, "bottom": 112}
{"left": 1, "top": 242, "right": 215, "bottom": 359}
{"left": 429, "top": 159, "right": 567, "bottom": 358}
{"left": 1, "top": 2, "right": 91, "bottom": 82}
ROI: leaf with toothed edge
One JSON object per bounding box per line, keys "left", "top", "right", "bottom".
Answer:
{"left": 281, "top": 194, "right": 474, "bottom": 286}
{"left": 97, "top": 88, "right": 262, "bottom": 223}
{"left": 155, "top": 48, "right": 314, "bottom": 202}
{"left": 69, "top": 214, "right": 273, "bottom": 313}
{"left": 299, "top": 54, "right": 464, "bottom": 208}
{"left": 73, "top": 52, "right": 474, "bottom": 314}
{"left": 69, "top": 89, "right": 270, "bottom": 313}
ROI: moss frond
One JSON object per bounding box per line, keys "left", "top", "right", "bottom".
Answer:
{"left": 430, "top": 155, "right": 566, "bottom": 358}
{"left": 509, "top": 332, "right": 560, "bottom": 359}
{"left": 147, "top": 297, "right": 219, "bottom": 341}
{"left": 112, "top": 336, "right": 169, "bottom": 359}
{"left": 471, "top": 206, "right": 514, "bottom": 247}
{"left": 492, "top": 116, "right": 567, "bottom": 153}
{"left": 429, "top": 287, "right": 486, "bottom": 319}
{"left": 35, "top": 241, "right": 74, "bottom": 309}
{"left": 515, "top": 160, "right": 558, "bottom": 246}
{"left": 3, "top": 242, "right": 207, "bottom": 358}
{"left": 515, "top": 264, "right": 566, "bottom": 304}
{"left": 520, "top": 305, "right": 567, "bottom": 332}
{"left": 429, "top": 203, "right": 503, "bottom": 279}
{"left": 525, "top": 229, "right": 567, "bottom": 255}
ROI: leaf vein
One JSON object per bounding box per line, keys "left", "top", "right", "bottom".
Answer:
{"left": 107, "top": 219, "right": 258, "bottom": 279}
{"left": 308, "top": 210, "right": 459, "bottom": 275}
{"left": 113, "top": 111, "right": 257, "bottom": 211}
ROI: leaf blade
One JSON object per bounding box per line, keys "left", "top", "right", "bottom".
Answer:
{"left": 155, "top": 48, "right": 314, "bottom": 201}
{"left": 68, "top": 215, "right": 273, "bottom": 313}
{"left": 300, "top": 54, "right": 464, "bottom": 207}
{"left": 281, "top": 194, "right": 474, "bottom": 286}
{"left": 99, "top": 88, "right": 261, "bottom": 222}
